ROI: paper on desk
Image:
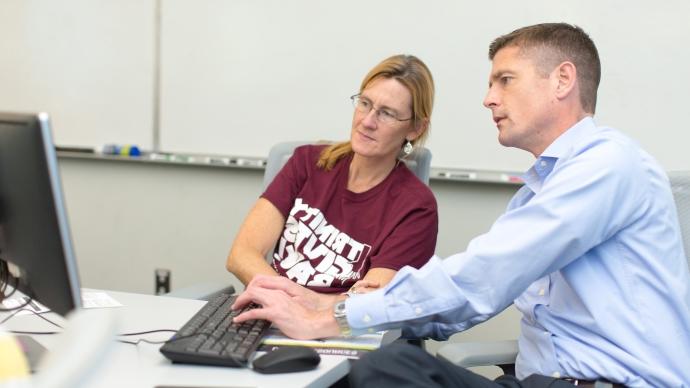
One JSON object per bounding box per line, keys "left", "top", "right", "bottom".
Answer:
{"left": 1, "top": 291, "right": 122, "bottom": 316}
{"left": 81, "top": 291, "right": 122, "bottom": 308}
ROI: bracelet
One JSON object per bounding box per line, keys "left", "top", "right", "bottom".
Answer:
{"left": 341, "top": 287, "right": 359, "bottom": 298}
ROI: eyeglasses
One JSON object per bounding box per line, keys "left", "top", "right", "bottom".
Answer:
{"left": 350, "top": 94, "right": 413, "bottom": 125}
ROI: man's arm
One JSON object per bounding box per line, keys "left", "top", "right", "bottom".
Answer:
{"left": 233, "top": 142, "right": 646, "bottom": 340}
{"left": 345, "top": 144, "right": 648, "bottom": 339}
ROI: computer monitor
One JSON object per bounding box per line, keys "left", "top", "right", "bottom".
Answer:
{"left": 0, "top": 112, "right": 82, "bottom": 316}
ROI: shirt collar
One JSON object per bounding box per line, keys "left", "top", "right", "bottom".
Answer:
{"left": 521, "top": 116, "right": 597, "bottom": 193}
{"left": 540, "top": 116, "right": 597, "bottom": 160}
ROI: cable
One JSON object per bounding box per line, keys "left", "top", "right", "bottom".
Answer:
{"left": 1, "top": 276, "right": 20, "bottom": 299}
{"left": 2, "top": 306, "right": 180, "bottom": 335}
{"left": 1, "top": 307, "right": 63, "bottom": 330}
{"left": 1, "top": 307, "right": 35, "bottom": 325}
{"left": 4, "top": 309, "right": 61, "bottom": 335}
{"left": 0, "top": 308, "right": 23, "bottom": 325}
{"left": 1, "top": 303, "right": 244, "bottom": 365}
{"left": 116, "top": 330, "right": 212, "bottom": 346}
{"left": 117, "top": 329, "right": 178, "bottom": 336}
{"left": 118, "top": 338, "right": 172, "bottom": 345}
{"left": 9, "top": 330, "right": 60, "bottom": 335}
{"left": 0, "top": 259, "right": 13, "bottom": 300}
{"left": 31, "top": 311, "right": 62, "bottom": 328}
{"left": 116, "top": 329, "right": 179, "bottom": 345}
{"left": 0, "top": 294, "right": 33, "bottom": 312}
{"left": 0, "top": 258, "right": 19, "bottom": 299}
{"left": 0, "top": 275, "right": 36, "bottom": 313}
{"left": 0, "top": 259, "right": 7, "bottom": 295}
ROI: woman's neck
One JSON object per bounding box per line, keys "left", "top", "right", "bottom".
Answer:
{"left": 347, "top": 154, "right": 397, "bottom": 193}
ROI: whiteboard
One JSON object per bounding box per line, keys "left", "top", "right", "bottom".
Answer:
{"left": 159, "top": 0, "right": 690, "bottom": 171}
{"left": 3, "top": 1, "right": 690, "bottom": 172}
{"left": 0, "top": 0, "right": 155, "bottom": 149}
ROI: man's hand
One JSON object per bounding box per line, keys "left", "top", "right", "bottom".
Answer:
{"left": 243, "top": 275, "right": 340, "bottom": 310}
{"left": 231, "top": 275, "right": 341, "bottom": 340}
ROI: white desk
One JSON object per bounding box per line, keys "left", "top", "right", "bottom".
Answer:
{"left": 1, "top": 290, "right": 350, "bottom": 388}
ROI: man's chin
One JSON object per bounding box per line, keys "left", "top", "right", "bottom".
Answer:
{"left": 497, "top": 135, "right": 512, "bottom": 148}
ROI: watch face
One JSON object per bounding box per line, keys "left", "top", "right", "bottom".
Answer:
{"left": 335, "top": 301, "right": 346, "bottom": 314}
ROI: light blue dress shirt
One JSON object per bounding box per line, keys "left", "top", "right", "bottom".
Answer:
{"left": 346, "top": 117, "right": 690, "bottom": 387}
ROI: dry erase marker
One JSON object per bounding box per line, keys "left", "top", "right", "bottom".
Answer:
{"left": 100, "top": 144, "right": 141, "bottom": 156}
{"left": 149, "top": 152, "right": 173, "bottom": 161}
{"left": 208, "top": 157, "right": 229, "bottom": 165}
{"left": 234, "top": 158, "right": 250, "bottom": 166}
{"left": 173, "top": 155, "right": 193, "bottom": 163}
{"left": 501, "top": 174, "right": 523, "bottom": 183}
{"left": 55, "top": 146, "right": 95, "bottom": 153}
{"left": 439, "top": 171, "right": 477, "bottom": 180}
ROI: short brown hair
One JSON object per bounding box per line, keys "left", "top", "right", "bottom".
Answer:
{"left": 489, "top": 23, "right": 601, "bottom": 114}
{"left": 318, "top": 54, "right": 435, "bottom": 170}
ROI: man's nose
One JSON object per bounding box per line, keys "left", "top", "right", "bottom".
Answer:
{"left": 483, "top": 88, "right": 497, "bottom": 109}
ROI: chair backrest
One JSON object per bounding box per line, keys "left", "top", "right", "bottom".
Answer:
{"left": 669, "top": 171, "right": 690, "bottom": 268}
{"left": 262, "top": 141, "right": 433, "bottom": 190}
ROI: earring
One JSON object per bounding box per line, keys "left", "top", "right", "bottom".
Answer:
{"left": 403, "top": 140, "right": 413, "bottom": 156}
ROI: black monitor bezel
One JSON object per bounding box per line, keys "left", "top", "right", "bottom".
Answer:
{"left": 0, "top": 112, "right": 82, "bottom": 316}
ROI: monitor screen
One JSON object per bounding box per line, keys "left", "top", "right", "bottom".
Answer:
{"left": 0, "top": 112, "right": 82, "bottom": 316}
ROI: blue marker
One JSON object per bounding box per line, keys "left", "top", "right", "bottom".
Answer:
{"left": 101, "top": 144, "right": 141, "bottom": 156}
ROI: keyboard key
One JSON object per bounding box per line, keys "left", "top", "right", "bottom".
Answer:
{"left": 159, "top": 294, "right": 272, "bottom": 367}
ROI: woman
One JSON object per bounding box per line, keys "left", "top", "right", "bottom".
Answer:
{"left": 226, "top": 54, "right": 437, "bottom": 295}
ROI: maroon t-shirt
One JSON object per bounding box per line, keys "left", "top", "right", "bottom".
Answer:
{"left": 262, "top": 144, "right": 438, "bottom": 294}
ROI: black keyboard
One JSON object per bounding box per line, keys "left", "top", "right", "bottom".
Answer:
{"left": 159, "top": 293, "right": 271, "bottom": 367}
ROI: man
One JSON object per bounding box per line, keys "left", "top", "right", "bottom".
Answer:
{"left": 233, "top": 23, "right": 690, "bottom": 387}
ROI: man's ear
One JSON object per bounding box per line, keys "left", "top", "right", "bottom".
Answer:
{"left": 554, "top": 61, "right": 577, "bottom": 100}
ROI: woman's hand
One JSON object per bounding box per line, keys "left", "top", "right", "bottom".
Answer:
{"left": 348, "top": 279, "right": 381, "bottom": 295}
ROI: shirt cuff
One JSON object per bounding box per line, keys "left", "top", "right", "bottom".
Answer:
{"left": 345, "top": 289, "right": 389, "bottom": 335}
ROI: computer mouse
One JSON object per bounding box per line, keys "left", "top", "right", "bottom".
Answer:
{"left": 252, "top": 346, "right": 321, "bottom": 374}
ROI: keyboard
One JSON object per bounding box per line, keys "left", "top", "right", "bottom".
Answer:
{"left": 159, "top": 293, "right": 272, "bottom": 367}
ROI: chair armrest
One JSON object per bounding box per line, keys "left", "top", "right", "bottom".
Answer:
{"left": 436, "top": 339, "right": 518, "bottom": 368}
{"left": 163, "top": 281, "right": 235, "bottom": 301}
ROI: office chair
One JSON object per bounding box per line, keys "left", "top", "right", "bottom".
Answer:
{"left": 166, "top": 141, "right": 433, "bottom": 300}
{"left": 264, "top": 141, "right": 433, "bottom": 351}
{"left": 263, "top": 140, "right": 433, "bottom": 189}
{"left": 435, "top": 171, "right": 690, "bottom": 381}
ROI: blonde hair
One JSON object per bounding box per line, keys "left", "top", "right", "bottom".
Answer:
{"left": 317, "top": 54, "right": 435, "bottom": 170}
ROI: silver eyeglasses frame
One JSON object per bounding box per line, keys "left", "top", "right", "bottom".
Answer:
{"left": 350, "top": 94, "right": 413, "bottom": 125}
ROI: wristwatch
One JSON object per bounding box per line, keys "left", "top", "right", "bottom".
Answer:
{"left": 333, "top": 300, "right": 352, "bottom": 337}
